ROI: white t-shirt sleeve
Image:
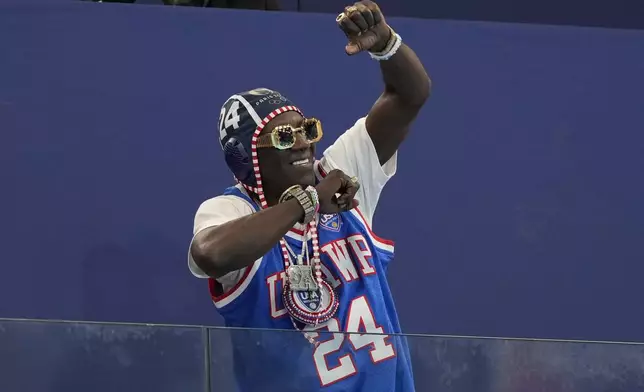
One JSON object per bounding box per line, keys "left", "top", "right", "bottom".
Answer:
{"left": 318, "top": 116, "right": 397, "bottom": 227}
{"left": 187, "top": 193, "right": 256, "bottom": 291}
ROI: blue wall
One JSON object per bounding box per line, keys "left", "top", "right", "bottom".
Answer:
{"left": 1, "top": 3, "right": 644, "bottom": 341}
{"left": 10, "top": 0, "right": 644, "bottom": 30}
{"left": 298, "top": 0, "right": 644, "bottom": 30}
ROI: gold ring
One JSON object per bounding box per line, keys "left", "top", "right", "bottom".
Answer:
{"left": 345, "top": 5, "right": 358, "bottom": 14}
{"left": 336, "top": 12, "right": 346, "bottom": 22}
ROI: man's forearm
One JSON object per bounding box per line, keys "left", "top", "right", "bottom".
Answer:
{"left": 379, "top": 42, "right": 431, "bottom": 106}
{"left": 191, "top": 198, "right": 304, "bottom": 278}
{"left": 364, "top": 39, "right": 431, "bottom": 164}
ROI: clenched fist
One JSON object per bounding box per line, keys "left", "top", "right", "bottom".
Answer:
{"left": 315, "top": 169, "right": 360, "bottom": 214}
{"left": 336, "top": 1, "right": 392, "bottom": 55}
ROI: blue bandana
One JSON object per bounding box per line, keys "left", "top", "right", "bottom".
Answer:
{"left": 219, "top": 88, "right": 297, "bottom": 149}
{"left": 218, "top": 88, "right": 301, "bottom": 189}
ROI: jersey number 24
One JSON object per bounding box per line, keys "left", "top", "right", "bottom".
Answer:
{"left": 308, "top": 295, "right": 396, "bottom": 386}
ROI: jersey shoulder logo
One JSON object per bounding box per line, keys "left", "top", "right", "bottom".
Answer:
{"left": 319, "top": 214, "right": 342, "bottom": 232}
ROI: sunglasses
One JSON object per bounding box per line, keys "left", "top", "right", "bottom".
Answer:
{"left": 256, "top": 118, "right": 323, "bottom": 150}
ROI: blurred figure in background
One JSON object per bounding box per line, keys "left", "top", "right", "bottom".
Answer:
{"left": 163, "top": 0, "right": 280, "bottom": 9}
{"left": 89, "top": 0, "right": 280, "bottom": 10}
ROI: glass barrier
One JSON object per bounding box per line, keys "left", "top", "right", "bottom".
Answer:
{"left": 404, "top": 335, "right": 644, "bottom": 392}
{"left": 207, "top": 327, "right": 644, "bottom": 392}
{"left": 0, "top": 319, "right": 207, "bottom": 392}
{"left": 2, "top": 318, "right": 644, "bottom": 392}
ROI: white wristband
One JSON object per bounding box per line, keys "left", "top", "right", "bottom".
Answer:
{"left": 369, "top": 32, "right": 402, "bottom": 61}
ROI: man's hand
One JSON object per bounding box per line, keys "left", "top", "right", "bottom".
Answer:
{"left": 336, "top": 1, "right": 392, "bottom": 55}
{"left": 315, "top": 169, "right": 360, "bottom": 214}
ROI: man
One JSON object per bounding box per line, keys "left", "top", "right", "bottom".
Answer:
{"left": 189, "top": 1, "right": 430, "bottom": 390}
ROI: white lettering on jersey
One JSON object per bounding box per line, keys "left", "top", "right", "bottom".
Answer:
{"left": 347, "top": 234, "right": 376, "bottom": 276}
{"left": 308, "top": 295, "right": 396, "bottom": 386}
{"left": 319, "top": 263, "right": 342, "bottom": 289}
{"left": 320, "top": 234, "right": 375, "bottom": 283}
{"left": 266, "top": 234, "right": 374, "bottom": 320}
{"left": 266, "top": 271, "right": 287, "bottom": 319}
{"left": 321, "top": 239, "right": 359, "bottom": 282}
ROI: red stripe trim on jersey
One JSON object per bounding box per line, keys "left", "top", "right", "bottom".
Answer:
{"left": 208, "top": 266, "right": 252, "bottom": 302}
{"left": 354, "top": 207, "right": 395, "bottom": 246}
{"left": 317, "top": 159, "right": 394, "bottom": 246}
{"left": 317, "top": 162, "right": 328, "bottom": 178}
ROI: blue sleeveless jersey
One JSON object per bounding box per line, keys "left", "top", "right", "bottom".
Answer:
{"left": 208, "top": 184, "right": 415, "bottom": 392}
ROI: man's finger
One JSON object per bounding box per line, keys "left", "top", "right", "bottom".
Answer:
{"left": 336, "top": 173, "right": 352, "bottom": 200}
{"left": 337, "top": 12, "right": 362, "bottom": 36}
{"left": 345, "top": 42, "right": 360, "bottom": 55}
{"left": 348, "top": 8, "right": 369, "bottom": 32}
{"left": 356, "top": 3, "right": 375, "bottom": 28}
{"left": 344, "top": 177, "right": 360, "bottom": 199}
{"left": 349, "top": 176, "right": 361, "bottom": 193}
{"left": 336, "top": 193, "right": 351, "bottom": 209}
{"left": 353, "top": 30, "right": 379, "bottom": 53}
{"left": 338, "top": 195, "right": 359, "bottom": 211}
{"left": 345, "top": 30, "right": 379, "bottom": 54}
{"left": 364, "top": 1, "right": 383, "bottom": 24}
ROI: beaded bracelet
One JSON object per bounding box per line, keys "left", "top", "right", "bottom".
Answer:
{"left": 369, "top": 28, "right": 403, "bottom": 61}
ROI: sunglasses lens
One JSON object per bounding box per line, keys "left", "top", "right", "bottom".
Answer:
{"left": 276, "top": 128, "right": 295, "bottom": 149}
{"left": 304, "top": 121, "right": 319, "bottom": 141}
